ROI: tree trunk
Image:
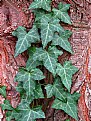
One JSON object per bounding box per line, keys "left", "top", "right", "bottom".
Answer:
{"left": 0, "top": 0, "right": 91, "bottom": 120}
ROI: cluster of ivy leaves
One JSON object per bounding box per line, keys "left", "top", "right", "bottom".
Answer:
{"left": 0, "top": 0, "right": 80, "bottom": 121}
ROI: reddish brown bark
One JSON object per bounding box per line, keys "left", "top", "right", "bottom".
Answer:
{"left": 1, "top": 0, "right": 91, "bottom": 121}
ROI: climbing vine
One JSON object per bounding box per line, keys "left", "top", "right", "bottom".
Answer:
{"left": 0, "top": 0, "right": 80, "bottom": 121}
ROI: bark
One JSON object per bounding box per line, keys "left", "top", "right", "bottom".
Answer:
{"left": 0, "top": 0, "right": 91, "bottom": 121}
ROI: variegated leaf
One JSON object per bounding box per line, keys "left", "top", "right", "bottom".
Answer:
{"left": 23, "top": 79, "right": 35, "bottom": 96}
{"left": 29, "top": 0, "right": 51, "bottom": 11}
{"left": 52, "top": 34, "right": 73, "bottom": 54}
{"left": 45, "top": 78, "right": 66, "bottom": 101}
{"left": 52, "top": 97, "right": 78, "bottom": 120}
{"left": 18, "top": 100, "right": 45, "bottom": 121}
{"left": 15, "top": 67, "right": 45, "bottom": 82}
{"left": 12, "top": 25, "right": 40, "bottom": 57}
{"left": 33, "top": 46, "right": 63, "bottom": 75}
{"left": 41, "top": 15, "right": 64, "bottom": 48}
{"left": 52, "top": 2, "right": 71, "bottom": 24}
{"left": 56, "top": 61, "right": 78, "bottom": 91}
{"left": 34, "top": 84, "right": 44, "bottom": 99}
{"left": 0, "top": 86, "right": 6, "bottom": 98}
{"left": 1, "top": 100, "right": 14, "bottom": 111}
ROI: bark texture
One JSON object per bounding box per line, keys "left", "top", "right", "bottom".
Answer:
{"left": 0, "top": 0, "right": 91, "bottom": 121}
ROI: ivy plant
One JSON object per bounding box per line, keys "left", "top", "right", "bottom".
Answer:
{"left": 0, "top": 0, "right": 80, "bottom": 121}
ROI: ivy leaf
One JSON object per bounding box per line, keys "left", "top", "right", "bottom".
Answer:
{"left": 26, "top": 47, "right": 42, "bottom": 70}
{"left": 56, "top": 61, "right": 78, "bottom": 91}
{"left": 41, "top": 15, "right": 64, "bottom": 48}
{"left": 45, "top": 84, "right": 53, "bottom": 98}
{"left": 23, "top": 79, "right": 35, "bottom": 96}
{"left": 33, "top": 48, "right": 46, "bottom": 61}
{"left": 20, "top": 108, "right": 45, "bottom": 121}
{"left": 15, "top": 68, "right": 30, "bottom": 82}
{"left": 31, "top": 68, "right": 45, "bottom": 80}
{"left": 48, "top": 46, "right": 63, "bottom": 59}
{"left": 26, "top": 57, "right": 42, "bottom": 70}
{"left": 52, "top": 2, "right": 71, "bottom": 24}
{"left": 33, "top": 9, "right": 45, "bottom": 22}
{"left": 15, "top": 67, "right": 45, "bottom": 82}
{"left": 45, "top": 78, "right": 66, "bottom": 101}
{"left": 18, "top": 99, "right": 31, "bottom": 109}
{"left": 27, "top": 47, "right": 36, "bottom": 56}
{"left": 44, "top": 52, "right": 57, "bottom": 76}
{"left": 52, "top": 97, "right": 78, "bottom": 120}
{"left": 34, "top": 84, "right": 44, "bottom": 99}
{"left": 6, "top": 109, "right": 24, "bottom": 121}
{"left": 43, "top": 47, "right": 63, "bottom": 75}
{"left": 6, "top": 111, "right": 14, "bottom": 121}
{"left": 15, "top": 82, "right": 32, "bottom": 100}
{"left": 52, "top": 34, "right": 73, "bottom": 54}
{"left": 15, "top": 82, "right": 24, "bottom": 94}
{"left": 29, "top": 0, "right": 51, "bottom": 11}
{"left": 61, "top": 30, "right": 72, "bottom": 38}
{"left": 1, "top": 100, "right": 14, "bottom": 111}
{"left": 12, "top": 111, "right": 22, "bottom": 121}
{"left": 12, "top": 25, "right": 40, "bottom": 57}
{"left": 68, "top": 92, "right": 81, "bottom": 102}
{"left": 0, "top": 86, "right": 6, "bottom": 98}
{"left": 15, "top": 68, "right": 45, "bottom": 97}
{"left": 33, "top": 47, "right": 63, "bottom": 75}
{"left": 66, "top": 119, "right": 70, "bottom": 121}
{"left": 18, "top": 100, "right": 45, "bottom": 121}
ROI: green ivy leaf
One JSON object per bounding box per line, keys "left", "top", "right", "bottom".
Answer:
{"left": 52, "top": 34, "right": 73, "bottom": 53}
{"left": 65, "top": 119, "right": 70, "bottom": 121}
{"left": 1, "top": 100, "right": 14, "bottom": 110}
{"left": 68, "top": 92, "right": 81, "bottom": 102}
{"left": 6, "top": 108, "right": 24, "bottom": 121}
{"left": 15, "top": 68, "right": 45, "bottom": 97}
{"left": 26, "top": 47, "right": 42, "bottom": 70}
{"left": 34, "top": 84, "right": 44, "bottom": 99}
{"left": 43, "top": 52, "right": 57, "bottom": 75}
{"left": 18, "top": 100, "right": 45, "bottom": 121}
{"left": 0, "top": 86, "right": 6, "bottom": 98}
{"left": 6, "top": 111, "right": 14, "bottom": 121}
{"left": 27, "top": 47, "right": 36, "bottom": 56}
{"left": 33, "top": 48, "right": 46, "bottom": 61}
{"left": 33, "top": 47, "right": 63, "bottom": 75}
{"left": 45, "top": 84, "right": 53, "bottom": 98}
{"left": 15, "top": 82, "right": 32, "bottom": 100}
{"left": 15, "top": 67, "right": 45, "bottom": 82}
{"left": 52, "top": 97, "right": 78, "bottom": 120}
{"left": 43, "top": 47, "right": 63, "bottom": 75}
{"left": 12, "top": 111, "right": 22, "bottom": 121}
{"left": 34, "top": 48, "right": 57, "bottom": 74}
{"left": 26, "top": 57, "right": 42, "bottom": 70}
{"left": 31, "top": 68, "right": 45, "bottom": 80}
{"left": 41, "top": 15, "right": 64, "bottom": 48}
{"left": 45, "top": 78, "right": 66, "bottom": 101}
{"left": 48, "top": 46, "right": 63, "bottom": 59}
{"left": 52, "top": 2, "right": 71, "bottom": 24}
{"left": 12, "top": 25, "right": 40, "bottom": 57}
{"left": 23, "top": 79, "right": 35, "bottom": 97}
{"left": 61, "top": 30, "right": 72, "bottom": 38}
{"left": 33, "top": 10, "right": 45, "bottom": 22}
{"left": 29, "top": 0, "right": 51, "bottom": 11}
{"left": 18, "top": 99, "right": 31, "bottom": 109}
{"left": 56, "top": 61, "right": 78, "bottom": 91}
{"left": 15, "top": 82, "right": 24, "bottom": 94}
